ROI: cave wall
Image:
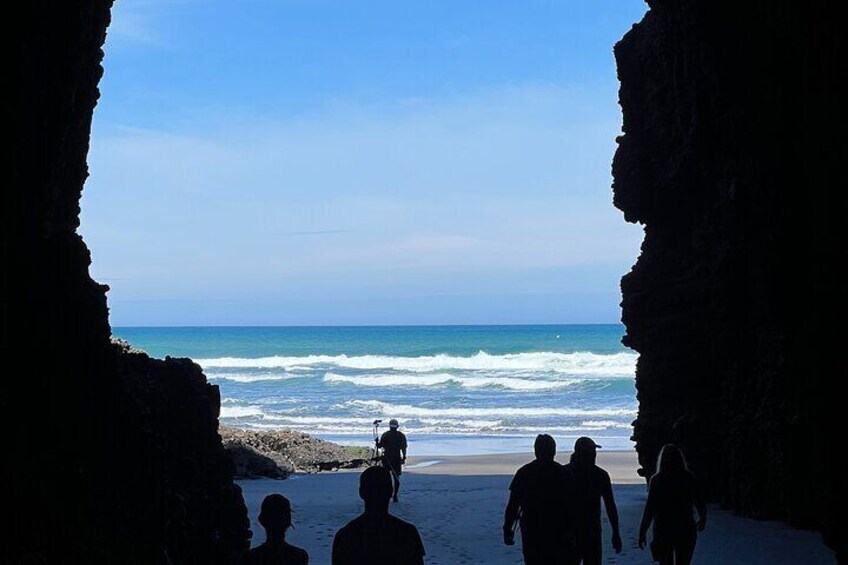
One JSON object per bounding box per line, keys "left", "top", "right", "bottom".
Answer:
{"left": 7, "top": 0, "right": 846, "bottom": 560}
{"left": 613, "top": 0, "right": 846, "bottom": 559}
{"left": 5, "top": 2, "right": 249, "bottom": 562}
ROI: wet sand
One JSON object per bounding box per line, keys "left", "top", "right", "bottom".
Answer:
{"left": 238, "top": 451, "right": 834, "bottom": 564}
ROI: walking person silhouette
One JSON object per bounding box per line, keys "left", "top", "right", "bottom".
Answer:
{"left": 562, "top": 437, "right": 622, "bottom": 564}
{"left": 332, "top": 466, "right": 425, "bottom": 565}
{"left": 638, "top": 444, "right": 707, "bottom": 564}
{"left": 240, "top": 494, "right": 308, "bottom": 565}
{"left": 503, "top": 434, "right": 573, "bottom": 564}
{"left": 377, "top": 418, "right": 408, "bottom": 502}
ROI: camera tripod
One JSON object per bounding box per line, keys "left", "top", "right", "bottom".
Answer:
{"left": 367, "top": 419, "right": 385, "bottom": 467}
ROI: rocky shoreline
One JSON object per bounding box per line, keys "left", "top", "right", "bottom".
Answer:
{"left": 220, "top": 426, "right": 370, "bottom": 479}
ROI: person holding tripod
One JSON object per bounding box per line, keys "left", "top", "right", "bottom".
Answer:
{"left": 376, "top": 418, "right": 407, "bottom": 502}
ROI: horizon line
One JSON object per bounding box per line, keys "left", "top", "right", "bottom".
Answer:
{"left": 112, "top": 322, "right": 625, "bottom": 329}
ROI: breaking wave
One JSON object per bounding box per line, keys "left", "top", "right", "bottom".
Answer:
{"left": 197, "top": 351, "right": 636, "bottom": 376}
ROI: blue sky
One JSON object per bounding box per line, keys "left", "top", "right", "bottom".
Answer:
{"left": 81, "top": 0, "right": 647, "bottom": 326}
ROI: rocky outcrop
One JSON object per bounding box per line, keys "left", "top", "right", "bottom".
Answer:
{"left": 221, "top": 427, "right": 369, "bottom": 478}
{"left": 227, "top": 444, "right": 295, "bottom": 479}
{"left": 614, "top": 1, "right": 846, "bottom": 559}
{"left": 5, "top": 2, "right": 250, "bottom": 562}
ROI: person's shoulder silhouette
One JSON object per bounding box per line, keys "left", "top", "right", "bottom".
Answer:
{"left": 563, "top": 438, "right": 612, "bottom": 502}
{"left": 241, "top": 494, "right": 308, "bottom": 565}
{"left": 561, "top": 437, "right": 623, "bottom": 559}
{"left": 509, "top": 452, "right": 565, "bottom": 513}
{"left": 503, "top": 434, "right": 573, "bottom": 563}
{"left": 333, "top": 512, "right": 424, "bottom": 564}
{"left": 332, "top": 466, "right": 425, "bottom": 565}
{"left": 379, "top": 421, "right": 407, "bottom": 454}
{"left": 241, "top": 543, "right": 309, "bottom": 565}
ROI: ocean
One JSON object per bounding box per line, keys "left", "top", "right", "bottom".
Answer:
{"left": 114, "top": 325, "right": 637, "bottom": 456}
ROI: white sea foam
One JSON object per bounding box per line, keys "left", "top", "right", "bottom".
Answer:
{"left": 258, "top": 415, "right": 361, "bottom": 425}
{"left": 324, "top": 372, "right": 456, "bottom": 387}
{"left": 218, "top": 401, "right": 634, "bottom": 433}
{"left": 415, "top": 418, "right": 504, "bottom": 428}
{"left": 405, "top": 460, "right": 444, "bottom": 469}
{"left": 230, "top": 421, "right": 630, "bottom": 435}
{"left": 579, "top": 420, "right": 630, "bottom": 429}
{"left": 219, "top": 401, "right": 636, "bottom": 423}
{"left": 218, "top": 404, "right": 633, "bottom": 436}
{"left": 207, "top": 373, "right": 306, "bottom": 383}
{"left": 322, "top": 372, "right": 582, "bottom": 391}
{"left": 220, "top": 405, "right": 266, "bottom": 418}
{"left": 196, "top": 351, "right": 636, "bottom": 376}
{"left": 341, "top": 399, "right": 636, "bottom": 419}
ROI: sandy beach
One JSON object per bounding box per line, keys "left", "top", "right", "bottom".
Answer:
{"left": 238, "top": 451, "right": 833, "bottom": 564}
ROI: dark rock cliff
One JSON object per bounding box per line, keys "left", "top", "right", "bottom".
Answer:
{"left": 5, "top": 2, "right": 250, "bottom": 562}
{"left": 614, "top": 0, "right": 846, "bottom": 559}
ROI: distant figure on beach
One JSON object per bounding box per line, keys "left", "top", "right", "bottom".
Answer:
{"left": 638, "top": 444, "right": 707, "bottom": 565}
{"left": 332, "top": 466, "right": 426, "bottom": 565}
{"left": 503, "top": 434, "right": 572, "bottom": 564}
{"left": 240, "top": 494, "right": 308, "bottom": 565}
{"left": 563, "top": 436, "right": 623, "bottom": 564}
{"left": 377, "top": 418, "right": 408, "bottom": 502}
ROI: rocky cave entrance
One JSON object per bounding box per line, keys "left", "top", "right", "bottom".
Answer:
{"left": 9, "top": 1, "right": 845, "bottom": 563}
{"left": 81, "top": 3, "right": 646, "bottom": 468}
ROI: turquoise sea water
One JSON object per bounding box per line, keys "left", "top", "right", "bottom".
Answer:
{"left": 114, "top": 325, "right": 637, "bottom": 455}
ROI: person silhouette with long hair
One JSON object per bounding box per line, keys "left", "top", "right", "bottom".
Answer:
{"left": 240, "top": 494, "right": 308, "bottom": 565}
{"left": 562, "top": 436, "right": 622, "bottom": 564}
{"left": 638, "top": 444, "right": 707, "bottom": 564}
{"left": 503, "top": 434, "right": 572, "bottom": 564}
{"left": 332, "top": 466, "right": 425, "bottom": 565}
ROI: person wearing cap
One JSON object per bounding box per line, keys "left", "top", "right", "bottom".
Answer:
{"left": 332, "top": 466, "right": 425, "bottom": 565}
{"left": 240, "top": 493, "right": 308, "bottom": 565}
{"left": 562, "top": 436, "right": 622, "bottom": 564}
{"left": 376, "top": 418, "right": 408, "bottom": 502}
{"left": 503, "top": 434, "right": 573, "bottom": 564}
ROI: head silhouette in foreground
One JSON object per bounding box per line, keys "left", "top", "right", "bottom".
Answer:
{"left": 240, "top": 494, "right": 308, "bottom": 565}
{"left": 563, "top": 436, "right": 622, "bottom": 564}
{"left": 503, "top": 434, "right": 572, "bottom": 564}
{"left": 332, "top": 466, "right": 425, "bottom": 565}
{"left": 377, "top": 417, "right": 408, "bottom": 502}
{"left": 638, "top": 444, "right": 707, "bottom": 565}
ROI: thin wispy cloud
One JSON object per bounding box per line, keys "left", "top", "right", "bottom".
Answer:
{"left": 279, "top": 229, "right": 355, "bottom": 237}
{"left": 83, "top": 84, "right": 640, "bottom": 297}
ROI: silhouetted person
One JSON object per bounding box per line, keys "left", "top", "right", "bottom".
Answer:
{"left": 562, "top": 437, "right": 622, "bottom": 564}
{"left": 240, "top": 494, "right": 308, "bottom": 565}
{"left": 332, "top": 466, "right": 425, "bottom": 565}
{"left": 638, "top": 444, "right": 706, "bottom": 564}
{"left": 377, "top": 418, "right": 408, "bottom": 502}
{"left": 503, "top": 434, "right": 572, "bottom": 564}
